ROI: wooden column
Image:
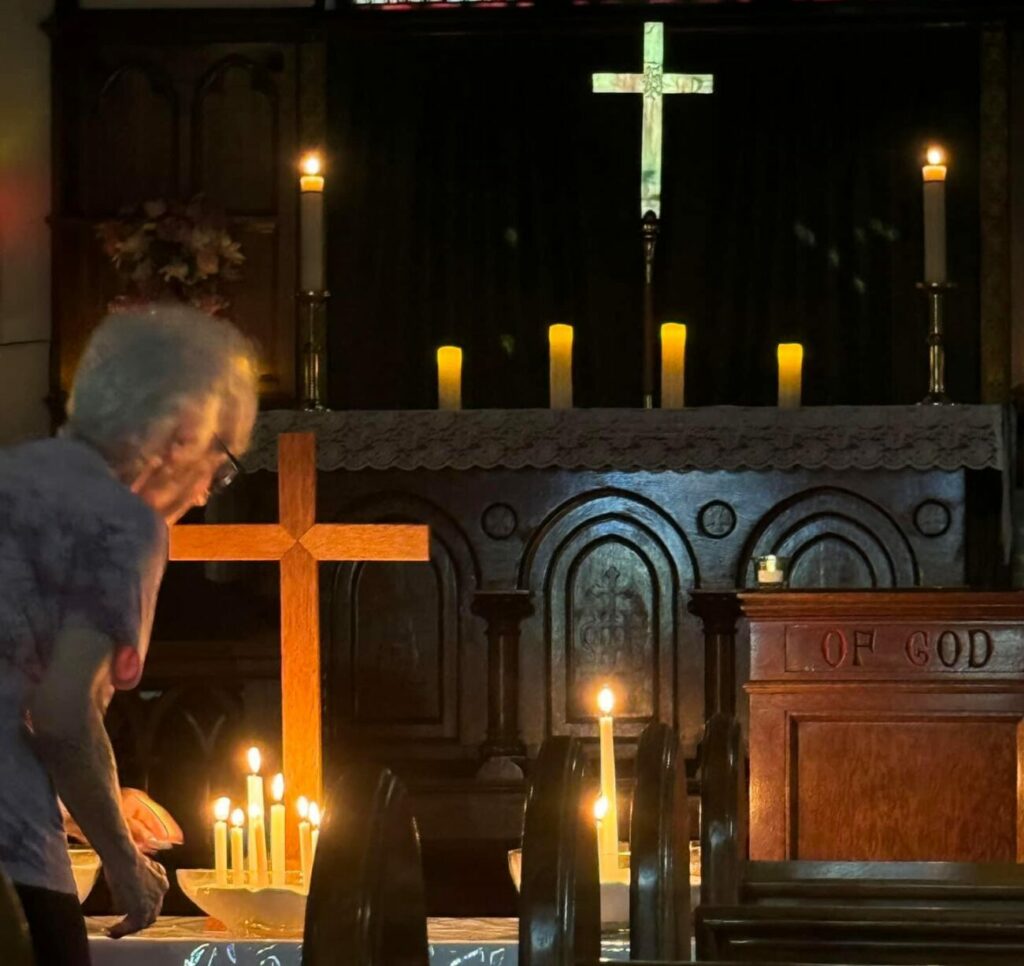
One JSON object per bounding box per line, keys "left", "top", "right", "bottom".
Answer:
{"left": 689, "top": 591, "right": 742, "bottom": 720}
{"left": 471, "top": 591, "right": 533, "bottom": 764}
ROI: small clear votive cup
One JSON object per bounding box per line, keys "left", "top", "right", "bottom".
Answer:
{"left": 755, "top": 554, "right": 788, "bottom": 589}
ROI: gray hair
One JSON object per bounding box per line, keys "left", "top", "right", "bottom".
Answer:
{"left": 65, "top": 303, "right": 259, "bottom": 472}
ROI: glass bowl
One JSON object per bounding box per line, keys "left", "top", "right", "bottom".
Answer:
{"left": 176, "top": 869, "right": 309, "bottom": 937}
{"left": 507, "top": 847, "right": 629, "bottom": 925}
{"left": 69, "top": 847, "right": 101, "bottom": 904}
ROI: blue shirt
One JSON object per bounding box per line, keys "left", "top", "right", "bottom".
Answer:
{"left": 0, "top": 437, "right": 166, "bottom": 893}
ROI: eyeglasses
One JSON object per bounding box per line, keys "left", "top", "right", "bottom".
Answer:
{"left": 210, "top": 434, "right": 242, "bottom": 496}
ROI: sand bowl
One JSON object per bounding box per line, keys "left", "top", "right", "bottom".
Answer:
{"left": 176, "top": 869, "right": 309, "bottom": 937}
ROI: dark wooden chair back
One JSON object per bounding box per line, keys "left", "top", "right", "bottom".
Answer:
{"left": 701, "top": 711, "right": 747, "bottom": 907}
{"left": 0, "top": 869, "right": 32, "bottom": 966}
{"left": 304, "top": 762, "right": 428, "bottom": 966}
{"left": 519, "top": 735, "right": 600, "bottom": 966}
{"left": 629, "top": 721, "right": 691, "bottom": 961}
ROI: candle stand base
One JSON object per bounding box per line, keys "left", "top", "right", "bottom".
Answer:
{"left": 177, "top": 869, "right": 309, "bottom": 937}
{"left": 916, "top": 281, "right": 955, "bottom": 406}
{"left": 297, "top": 290, "right": 330, "bottom": 412}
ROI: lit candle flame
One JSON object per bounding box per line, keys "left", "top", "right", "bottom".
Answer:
{"left": 214, "top": 797, "right": 231, "bottom": 822}
{"left": 272, "top": 773, "right": 285, "bottom": 803}
{"left": 300, "top": 152, "right": 322, "bottom": 177}
{"left": 297, "top": 796, "right": 309, "bottom": 820}
{"left": 247, "top": 746, "right": 261, "bottom": 774}
{"left": 597, "top": 686, "right": 615, "bottom": 716}
{"left": 231, "top": 808, "right": 245, "bottom": 828}
{"left": 309, "top": 802, "right": 322, "bottom": 828}
{"left": 594, "top": 795, "right": 609, "bottom": 822}
{"left": 926, "top": 146, "right": 945, "bottom": 166}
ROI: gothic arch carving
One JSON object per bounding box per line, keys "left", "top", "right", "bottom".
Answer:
{"left": 738, "top": 487, "right": 919, "bottom": 588}
{"left": 519, "top": 491, "right": 697, "bottom": 740}
{"left": 322, "top": 493, "right": 480, "bottom": 759}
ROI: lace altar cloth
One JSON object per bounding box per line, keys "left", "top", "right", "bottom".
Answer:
{"left": 87, "top": 916, "right": 630, "bottom": 966}
{"left": 242, "top": 406, "right": 1009, "bottom": 475}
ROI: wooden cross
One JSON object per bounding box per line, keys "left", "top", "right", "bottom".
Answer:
{"left": 169, "top": 432, "right": 429, "bottom": 803}
{"left": 593, "top": 22, "right": 714, "bottom": 217}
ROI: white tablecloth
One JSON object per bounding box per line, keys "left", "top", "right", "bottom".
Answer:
{"left": 88, "top": 917, "right": 631, "bottom": 966}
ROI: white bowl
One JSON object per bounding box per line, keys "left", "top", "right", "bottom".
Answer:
{"left": 69, "top": 848, "right": 101, "bottom": 904}
{"left": 507, "top": 848, "right": 629, "bottom": 925}
{"left": 176, "top": 869, "right": 308, "bottom": 937}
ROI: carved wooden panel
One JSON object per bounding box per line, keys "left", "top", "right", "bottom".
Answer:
{"left": 739, "top": 487, "right": 920, "bottom": 588}
{"left": 84, "top": 63, "right": 179, "bottom": 216}
{"left": 792, "top": 715, "right": 1020, "bottom": 862}
{"left": 520, "top": 492, "right": 696, "bottom": 743}
{"left": 744, "top": 593, "right": 1024, "bottom": 863}
{"left": 51, "top": 35, "right": 299, "bottom": 408}
{"left": 321, "top": 494, "right": 483, "bottom": 760}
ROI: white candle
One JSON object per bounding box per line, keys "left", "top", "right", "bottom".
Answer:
{"left": 299, "top": 153, "right": 326, "bottom": 292}
{"left": 309, "top": 801, "right": 321, "bottom": 860}
{"left": 777, "top": 343, "right": 803, "bottom": 409}
{"left": 249, "top": 804, "right": 269, "bottom": 888}
{"left": 437, "top": 346, "right": 463, "bottom": 411}
{"left": 230, "top": 808, "right": 246, "bottom": 887}
{"left": 213, "top": 797, "right": 230, "bottom": 887}
{"left": 660, "top": 322, "right": 686, "bottom": 409}
{"left": 245, "top": 748, "right": 265, "bottom": 886}
{"left": 922, "top": 146, "right": 947, "bottom": 284}
{"left": 270, "top": 774, "right": 286, "bottom": 888}
{"left": 593, "top": 794, "right": 613, "bottom": 882}
{"left": 548, "top": 324, "right": 573, "bottom": 409}
{"left": 298, "top": 796, "right": 313, "bottom": 886}
{"left": 596, "top": 686, "right": 621, "bottom": 883}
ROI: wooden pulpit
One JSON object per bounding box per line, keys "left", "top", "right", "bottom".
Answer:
{"left": 742, "top": 591, "right": 1024, "bottom": 863}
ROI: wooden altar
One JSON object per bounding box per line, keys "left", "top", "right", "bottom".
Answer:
{"left": 113, "top": 404, "right": 1010, "bottom": 915}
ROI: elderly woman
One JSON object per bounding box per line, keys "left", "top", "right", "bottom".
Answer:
{"left": 0, "top": 305, "right": 258, "bottom": 965}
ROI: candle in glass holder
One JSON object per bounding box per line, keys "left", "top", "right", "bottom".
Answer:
{"left": 660, "top": 322, "right": 687, "bottom": 409}
{"left": 596, "top": 686, "right": 620, "bottom": 883}
{"left": 230, "top": 808, "right": 246, "bottom": 886}
{"left": 309, "top": 801, "right": 322, "bottom": 859}
{"left": 299, "top": 152, "right": 326, "bottom": 292}
{"left": 777, "top": 343, "right": 803, "bottom": 409}
{"left": 298, "top": 796, "right": 313, "bottom": 885}
{"left": 213, "top": 797, "right": 230, "bottom": 886}
{"left": 548, "top": 324, "right": 573, "bottom": 409}
{"left": 922, "top": 145, "right": 947, "bottom": 284}
{"left": 270, "top": 774, "right": 286, "bottom": 887}
{"left": 437, "top": 346, "right": 463, "bottom": 411}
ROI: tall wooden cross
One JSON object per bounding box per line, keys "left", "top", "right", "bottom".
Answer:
{"left": 169, "top": 432, "right": 429, "bottom": 803}
{"left": 593, "top": 22, "right": 714, "bottom": 217}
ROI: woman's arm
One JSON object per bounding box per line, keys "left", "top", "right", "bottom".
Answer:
{"left": 26, "top": 621, "right": 167, "bottom": 937}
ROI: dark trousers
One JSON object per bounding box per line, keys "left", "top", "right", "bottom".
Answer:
{"left": 14, "top": 883, "right": 90, "bottom": 966}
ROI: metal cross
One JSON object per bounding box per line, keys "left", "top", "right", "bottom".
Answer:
{"left": 593, "top": 22, "right": 714, "bottom": 218}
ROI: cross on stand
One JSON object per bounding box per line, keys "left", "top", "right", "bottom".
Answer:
{"left": 593, "top": 22, "right": 713, "bottom": 406}
{"left": 169, "top": 432, "right": 429, "bottom": 807}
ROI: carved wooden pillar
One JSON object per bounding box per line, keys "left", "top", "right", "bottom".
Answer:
{"left": 472, "top": 590, "right": 533, "bottom": 764}
{"left": 689, "top": 591, "right": 742, "bottom": 720}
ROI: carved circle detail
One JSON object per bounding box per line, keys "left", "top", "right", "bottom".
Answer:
{"left": 481, "top": 503, "right": 518, "bottom": 540}
{"left": 914, "top": 499, "right": 951, "bottom": 538}
{"left": 698, "top": 500, "right": 737, "bottom": 539}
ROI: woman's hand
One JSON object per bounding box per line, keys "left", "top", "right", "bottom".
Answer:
{"left": 105, "top": 848, "right": 169, "bottom": 938}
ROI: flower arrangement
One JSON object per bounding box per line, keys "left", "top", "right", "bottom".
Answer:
{"left": 97, "top": 197, "right": 245, "bottom": 316}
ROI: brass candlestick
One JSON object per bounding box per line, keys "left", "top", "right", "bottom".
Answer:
{"left": 916, "top": 281, "right": 954, "bottom": 405}
{"left": 297, "top": 290, "right": 330, "bottom": 411}
{"left": 641, "top": 210, "right": 659, "bottom": 410}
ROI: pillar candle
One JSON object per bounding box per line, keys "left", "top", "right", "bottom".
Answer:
{"left": 596, "top": 687, "right": 620, "bottom": 883}
{"left": 270, "top": 774, "right": 286, "bottom": 888}
{"left": 230, "top": 808, "right": 246, "bottom": 887}
{"left": 298, "top": 796, "right": 313, "bottom": 886}
{"left": 299, "top": 152, "right": 326, "bottom": 292}
{"left": 922, "top": 146, "right": 947, "bottom": 284}
{"left": 660, "top": 322, "right": 687, "bottom": 409}
{"left": 213, "top": 797, "right": 230, "bottom": 887}
{"left": 777, "top": 343, "right": 803, "bottom": 409}
{"left": 548, "top": 324, "right": 573, "bottom": 409}
{"left": 437, "top": 346, "right": 463, "bottom": 411}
